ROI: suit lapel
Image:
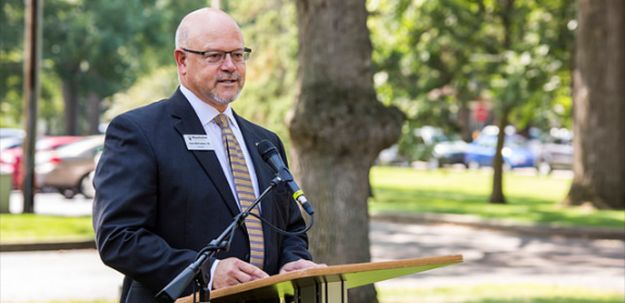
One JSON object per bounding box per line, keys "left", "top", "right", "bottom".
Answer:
{"left": 168, "top": 89, "right": 240, "bottom": 217}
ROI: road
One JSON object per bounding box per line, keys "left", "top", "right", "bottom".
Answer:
{"left": 1, "top": 192, "right": 624, "bottom": 302}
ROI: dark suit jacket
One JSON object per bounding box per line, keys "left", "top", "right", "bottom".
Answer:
{"left": 93, "top": 88, "right": 311, "bottom": 302}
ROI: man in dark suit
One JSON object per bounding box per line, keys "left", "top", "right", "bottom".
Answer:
{"left": 93, "top": 8, "right": 321, "bottom": 302}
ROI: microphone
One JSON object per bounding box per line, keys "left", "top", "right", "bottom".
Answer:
{"left": 256, "top": 140, "right": 314, "bottom": 216}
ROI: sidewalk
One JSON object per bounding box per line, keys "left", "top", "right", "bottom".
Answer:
{"left": 2, "top": 220, "right": 623, "bottom": 302}
{"left": 2, "top": 192, "right": 624, "bottom": 302}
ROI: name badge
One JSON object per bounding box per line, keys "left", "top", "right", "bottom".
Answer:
{"left": 183, "top": 135, "right": 213, "bottom": 150}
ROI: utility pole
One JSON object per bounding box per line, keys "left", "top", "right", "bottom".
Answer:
{"left": 22, "top": 0, "right": 43, "bottom": 213}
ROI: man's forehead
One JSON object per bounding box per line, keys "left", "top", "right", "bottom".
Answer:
{"left": 188, "top": 29, "right": 244, "bottom": 49}
{"left": 182, "top": 13, "right": 243, "bottom": 47}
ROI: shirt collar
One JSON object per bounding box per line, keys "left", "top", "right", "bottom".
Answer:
{"left": 180, "top": 84, "right": 238, "bottom": 130}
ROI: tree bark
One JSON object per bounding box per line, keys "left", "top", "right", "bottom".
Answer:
{"left": 458, "top": 100, "right": 471, "bottom": 142}
{"left": 291, "top": 1, "right": 403, "bottom": 302}
{"left": 565, "top": 0, "right": 625, "bottom": 209}
{"left": 490, "top": 0, "right": 515, "bottom": 204}
{"left": 62, "top": 79, "right": 79, "bottom": 135}
{"left": 86, "top": 92, "right": 101, "bottom": 134}
{"left": 489, "top": 109, "right": 509, "bottom": 204}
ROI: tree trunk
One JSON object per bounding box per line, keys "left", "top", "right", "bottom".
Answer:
{"left": 489, "top": 109, "right": 509, "bottom": 204}
{"left": 86, "top": 92, "right": 101, "bottom": 134}
{"left": 62, "top": 79, "right": 79, "bottom": 135}
{"left": 489, "top": 0, "right": 515, "bottom": 204}
{"left": 565, "top": 0, "right": 625, "bottom": 209}
{"left": 458, "top": 100, "right": 471, "bottom": 142}
{"left": 291, "top": 1, "right": 403, "bottom": 302}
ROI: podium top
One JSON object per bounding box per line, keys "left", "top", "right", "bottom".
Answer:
{"left": 176, "top": 255, "right": 462, "bottom": 303}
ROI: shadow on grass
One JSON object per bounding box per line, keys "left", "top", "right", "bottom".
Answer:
{"left": 467, "top": 298, "right": 622, "bottom": 303}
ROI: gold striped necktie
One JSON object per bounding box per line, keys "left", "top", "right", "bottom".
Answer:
{"left": 214, "top": 113, "right": 264, "bottom": 268}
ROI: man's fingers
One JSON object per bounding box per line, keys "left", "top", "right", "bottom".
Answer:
{"left": 213, "top": 258, "right": 269, "bottom": 289}
{"left": 280, "top": 259, "right": 325, "bottom": 274}
{"left": 238, "top": 262, "right": 269, "bottom": 279}
{"left": 231, "top": 269, "right": 253, "bottom": 283}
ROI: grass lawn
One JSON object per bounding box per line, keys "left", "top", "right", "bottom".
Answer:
{"left": 377, "top": 284, "right": 625, "bottom": 303}
{"left": 369, "top": 166, "right": 625, "bottom": 229}
{"left": 22, "top": 284, "right": 625, "bottom": 303}
{"left": 0, "top": 214, "right": 93, "bottom": 243}
{"left": 1, "top": 166, "right": 623, "bottom": 243}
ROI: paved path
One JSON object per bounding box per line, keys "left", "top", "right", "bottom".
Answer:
{"left": 2, "top": 219, "right": 623, "bottom": 302}
{"left": 371, "top": 220, "right": 625, "bottom": 293}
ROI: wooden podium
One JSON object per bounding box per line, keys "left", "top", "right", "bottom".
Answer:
{"left": 176, "top": 255, "right": 462, "bottom": 303}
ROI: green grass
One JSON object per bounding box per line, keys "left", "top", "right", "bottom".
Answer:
{"left": 377, "top": 284, "right": 625, "bottom": 303}
{"left": 23, "top": 285, "right": 625, "bottom": 303}
{"left": 1, "top": 166, "right": 623, "bottom": 243}
{"left": 369, "top": 166, "right": 625, "bottom": 229}
{"left": 24, "top": 284, "right": 625, "bottom": 303}
{"left": 14, "top": 285, "right": 625, "bottom": 303}
{"left": 0, "top": 214, "right": 93, "bottom": 243}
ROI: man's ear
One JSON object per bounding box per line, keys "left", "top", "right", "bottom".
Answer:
{"left": 174, "top": 49, "right": 187, "bottom": 76}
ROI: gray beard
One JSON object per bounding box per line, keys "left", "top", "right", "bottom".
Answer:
{"left": 208, "top": 91, "right": 240, "bottom": 106}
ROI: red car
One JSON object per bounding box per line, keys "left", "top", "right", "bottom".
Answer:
{"left": 0, "top": 136, "right": 82, "bottom": 189}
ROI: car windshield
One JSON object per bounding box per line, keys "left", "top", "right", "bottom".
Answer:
{"left": 506, "top": 135, "right": 528, "bottom": 148}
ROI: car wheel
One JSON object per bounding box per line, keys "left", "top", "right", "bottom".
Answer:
{"left": 79, "top": 173, "right": 95, "bottom": 199}
{"left": 61, "top": 189, "right": 76, "bottom": 199}
{"left": 427, "top": 158, "right": 440, "bottom": 169}
{"left": 468, "top": 161, "right": 480, "bottom": 170}
{"left": 538, "top": 161, "right": 552, "bottom": 175}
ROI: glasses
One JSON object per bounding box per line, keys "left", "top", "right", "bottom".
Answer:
{"left": 182, "top": 47, "right": 252, "bottom": 64}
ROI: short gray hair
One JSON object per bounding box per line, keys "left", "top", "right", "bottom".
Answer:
{"left": 174, "top": 25, "right": 188, "bottom": 49}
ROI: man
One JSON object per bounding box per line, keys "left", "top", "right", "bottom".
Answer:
{"left": 93, "top": 8, "right": 320, "bottom": 302}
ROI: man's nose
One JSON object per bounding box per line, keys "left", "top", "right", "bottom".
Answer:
{"left": 220, "top": 54, "right": 236, "bottom": 71}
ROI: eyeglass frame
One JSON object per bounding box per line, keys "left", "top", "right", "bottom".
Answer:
{"left": 181, "top": 47, "right": 252, "bottom": 64}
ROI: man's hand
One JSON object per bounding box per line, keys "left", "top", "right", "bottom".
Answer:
{"left": 279, "top": 259, "right": 326, "bottom": 274}
{"left": 212, "top": 257, "right": 269, "bottom": 289}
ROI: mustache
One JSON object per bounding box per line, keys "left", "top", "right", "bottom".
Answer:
{"left": 216, "top": 73, "right": 241, "bottom": 81}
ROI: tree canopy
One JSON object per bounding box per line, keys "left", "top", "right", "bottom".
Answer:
{"left": 369, "top": 0, "right": 575, "bottom": 149}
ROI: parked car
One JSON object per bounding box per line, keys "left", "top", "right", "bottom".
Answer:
{"left": 536, "top": 129, "right": 573, "bottom": 174}
{"left": 86, "top": 148, "right": 103, "bottom": 199}
{"left": 36, "top": 135, "right": 104, "bottom": 199}
{"left": 0, "top": 128, "right": 24, "bottom": 139}
{"left": 431, "top": 136, "right": 468, "bottom": 167}
{"left": 412, "top": 126, "right": 468, "bottom": 167}
{"left": 412, "top": 126, "right": 447, "bottom": 161}
{"left": 0, "top": 136, "right": 23, "bottom": 151}
{"left": 376, "top": 144, "right": 409, "bottom": 166}
{"left": 464, "top": 133, "right": 536, "bottom": 170}
{"left": 0, "top": 136, "right": 83, "bottom": 189}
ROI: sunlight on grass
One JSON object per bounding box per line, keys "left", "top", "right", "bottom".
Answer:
{"left": 369, "top": 166, "right": 625, "bottom": 228}
{"left": 1, "top": 166, "right": 623, "bottom": 243}
{"left": 0, "top": 214, "right": 94, "bottom": 243}
{"left": 377, "top": 284, "right": 625, "bottom": 303}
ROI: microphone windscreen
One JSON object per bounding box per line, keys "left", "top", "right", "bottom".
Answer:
{"left": 256, "top": 139, "right": 278, "bottom": 161}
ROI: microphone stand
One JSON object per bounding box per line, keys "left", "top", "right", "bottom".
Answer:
{"left": 155, "top": 177, "right": 282, "bottom": 303}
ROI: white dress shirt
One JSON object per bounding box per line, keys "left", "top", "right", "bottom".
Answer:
{"left": 180, "top": 85, "right": 261, "bottom": 203}
{"left": 180, "top": 84, "right": 262, "bottom": 289}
